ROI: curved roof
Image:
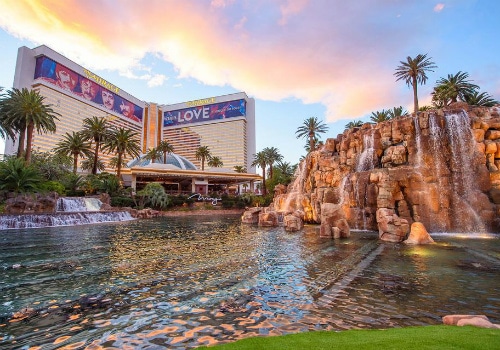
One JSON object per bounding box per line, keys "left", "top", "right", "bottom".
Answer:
{"left": 128, "top": 153, "right": 197, "bottom": 170}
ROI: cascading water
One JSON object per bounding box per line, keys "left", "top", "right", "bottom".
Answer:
{"left": 356, "top": 131, "right": 377, "bottom": 172}
{"left": 280, "top": 161, "right": 307, "bottom": 213}
{"left": 444, "top": 110, "right": 486, "bottom": 232}
{"left": 1, "top": 197, "right": 134, "bottom": 230}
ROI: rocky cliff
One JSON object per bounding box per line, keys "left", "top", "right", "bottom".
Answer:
{"left": 266, "top": 104, "right": 500, "bottom": 241}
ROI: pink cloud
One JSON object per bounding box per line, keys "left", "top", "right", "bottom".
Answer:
{"left": 0, "top": 0, "right": 493, "bottom": 123}
{"left": 434, "top": 3, "right": 445, "bottom": 12}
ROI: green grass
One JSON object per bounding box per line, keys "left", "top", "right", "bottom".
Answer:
{"left": 199, "top": 325, "right": 500, "bottom": 350}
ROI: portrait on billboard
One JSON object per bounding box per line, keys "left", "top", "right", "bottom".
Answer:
{"left": 34, "top": 56, "right": 144, "bottom": 123}
{"left": 163, "top": 99, "right": 246, "bottom": 127}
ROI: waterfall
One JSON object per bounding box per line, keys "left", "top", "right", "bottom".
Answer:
{"left": 281, "top": 161, "right": 307, "bottom": 212}
{"left": 57, "top": 197, "right": 102, "bottom": 212}
{"left": 0, "top": 212, "right": 134, "bottom": 230}
{"left": 356, "top": 131, "right": 376, "bottom": 172}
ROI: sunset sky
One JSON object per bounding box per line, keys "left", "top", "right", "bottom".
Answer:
{"left": 0, "top": 0, "right": 498, "bottom": 164}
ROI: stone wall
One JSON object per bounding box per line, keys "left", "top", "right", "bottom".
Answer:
{"left": 272, "top": 104, "right": 500, "bottom": 239}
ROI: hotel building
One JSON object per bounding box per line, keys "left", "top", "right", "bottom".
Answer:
{"left": 5, "top": 45, "right": 259, "bottom": 193}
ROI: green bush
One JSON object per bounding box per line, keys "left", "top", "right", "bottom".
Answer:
{"left": 39, "top": 181, "right": 66, "bottom": 195}
{"left": 111, "top": 196, "right": 135, "bottom": 208}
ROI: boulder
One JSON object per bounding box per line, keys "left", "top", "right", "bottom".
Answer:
{"left": 241, "top": 207, "right": 262, "bottom": 224}
{"left": 404, "top": 222, "right": 434, "bottom": 244}
{"left": 376, "top": 208, "right": 409, "bottom": 242}
{"left": 258, "top": 211, "right": 278, "bottom": 227}
{"left": 284, "top": 214, "right": 303, "bottom": 232}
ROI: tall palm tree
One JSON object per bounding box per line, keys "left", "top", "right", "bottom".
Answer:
{"left": 80, "top": 116, "right": 110, "bottom": 175}
{"left": 195, "top": 146, "right": 211, "bottom": 171}
{"left": 388, "top": 106, "right": 409, "bottom": 119}
{"left": 251, "top": 151, "right": 267, "bottom": 196}
{"left": 233, "top": 165, "right": 247, "bottom": 173}
{"left": 144, "top": 147, "right": 162, "bottom": 164}
{"left": 394, "top": 54, "right": 437, "bottom": 115}
{"left": 263, "top": 146, "right": 283, "bottom": 179}
{"left": 207, "top": 156, "right": 223, "bottom": 168}
{"left": 157, "top": 139, "right": 174, "bottom": 164}
{"left": 433, "top": 71, "right": 479, "bottom": 104}
{"left": 0, "top": 88, "right": 59, "bottom": 164}
{"left": 463, "top": 90, "right": 499, "bottom": 107}
{"left": 275, "top": 160, "right": 296, "bottom": 179}
{"left": 370, "top": 110, "right": 391, "bottom": 123}
{"left": 53, "top": 131, "right": 93, "bottom": 174}
{"left": 295, "top": 117, "right": 329, "bottom": 152}
{"left": 103, "top": 128, "right": 141, "bottom": 179}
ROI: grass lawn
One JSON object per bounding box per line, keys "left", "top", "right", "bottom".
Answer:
{"left": 199, "top": 325, "right": 500, "bottom": 350}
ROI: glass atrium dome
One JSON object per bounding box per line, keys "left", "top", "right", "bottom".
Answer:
{"left": 127, "top": 153, "right": 197, "bottom": 170}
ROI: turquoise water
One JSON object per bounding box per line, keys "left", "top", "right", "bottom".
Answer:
{"left": 0, "top": 215, "right": 499, "bottom": 349}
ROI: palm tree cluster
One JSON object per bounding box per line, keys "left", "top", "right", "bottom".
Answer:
{"left": 251, "top": 147, "right": 285, "bottom": 196}
{"left": 431, "top": 71, "right": 498, "bottom": 107}
{"left": 195, "top": 146, "right": 224, "bottom": 170}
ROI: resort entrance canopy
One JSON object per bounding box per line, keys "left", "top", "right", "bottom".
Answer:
{"left": 121, "top": 166, "right": 261, "bottom": 195}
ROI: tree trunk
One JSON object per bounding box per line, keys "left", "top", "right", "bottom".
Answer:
{"left": 92, "top": 141, "right": 100, "bottom": 175}
{"left": 17, "top": 128, "right": 26, "bottom": 158}
{"left": 24, "top": 123, "right": 34, "bottom": 164}
{"left": 73, "top": 153, "right": 78, "bottom": 174}
{"left": 262, "top": 167, "right": 267, "bottom": 196}
{"left": 412, "top": 76, "right": 419, "bottom": 115}
{"left": 117, "top": 152, "right": 123, "bottom": 179}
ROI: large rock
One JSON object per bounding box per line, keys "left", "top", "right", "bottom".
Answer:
{"left": 376, "top": 208, "right": 409, "bottom": 242}
{"left": 404, "top": 222, "right": 434, "bottom": 244}
{"left": 241, "top": 207, "right": 262, "bottom": 224}
{"left": 258, "top": 211, "right": 278, "bottom": 227}
{"left": 284, "top": 214, "right": 303, "bottom": 231}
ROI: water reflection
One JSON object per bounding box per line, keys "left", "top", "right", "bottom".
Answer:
{"left": 0, "top": 216, "right": 499, "bottom": 349}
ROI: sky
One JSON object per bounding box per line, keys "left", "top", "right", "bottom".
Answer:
{"left": 0, "top": 0, "right": 499, "bottom": 165}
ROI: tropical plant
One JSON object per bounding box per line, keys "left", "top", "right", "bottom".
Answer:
{"left": 263, "top": 147, "right": 283, "bottom": 179}
{"left": 137, "top": 182, "right": 170, "bottom": 210}
{"left": 60, "top": 172, "right": 84, "bottom": 195}
{"left": 233, "top": 165, "right": 247, "bottom": 173}
{"left": 0, "top": 88, "right": 60, "bottom": 163}
{"left": 195, "top": 146, "right": 211, "bottom": 171}
{"left": 370, "top": 110, "right": 391, "bottom": 123}
{"left": 251, "top": 151, "right": 267, "bottom": 196}
{"left": 80, "top": 116, "right": 110, "bottom": 175}
{"left": 388, "top": 106, "right": 409, "bottom": 119}
{"left": 295, "top": 117, "right": 329, "bottom": 152}
{"left": 103, "top": 127, "right": 141, "bottom": 179}
{"left": 0, "top": 157, "right": 41, "bottom": 193}
{"left": 157, "top": 139, "right": 174, "bottom": 164}
{"left": 53, "top": 131, "right": 93, "bottom": 173}
{"left": 94, "top": 172, "right": 121, "bottom": 195}
{"left": 275, "top": 161, "right": 296, "bottom": 179}
{"left": 207, "top": 155, "right": 223, "bottom": 168}
{"left": 463, "top": 90, "right": 499, "bottom": 107}
{"left": 394, "top": 54, "right": 437, "bottom": 115}
{"left": 81, "top": 158, "right": 106, "bottom": 173}
{"left": 144, "top": 147, "right": 162, "bottom": 164}
{"left": 345, "top": 120, "right": 364, "bottom": 130}
{"left": 30, "top": 150, "right": 72, "bottom": 181}
{"left": 419, "top": 105, "right": 433, "bottom": 111}
{"left": 433, "top": 71, "right": 479, "bottom": 105}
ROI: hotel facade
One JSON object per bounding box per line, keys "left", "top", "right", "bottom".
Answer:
{"left": 5, "top": 45, "right": 259, "bottom": 193}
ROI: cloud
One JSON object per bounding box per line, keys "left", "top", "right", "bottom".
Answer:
{"left": 434, "top": 3, "right": 445, "bottom": 12}
{"left": 0, "top": 0, "right": 495, "bottom": 123}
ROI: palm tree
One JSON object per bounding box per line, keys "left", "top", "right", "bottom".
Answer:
{"left": 295, "top": 117, "right": 329, "bottom": 152}
{"left": 433, "top": 71, "right": 479, "bottom": 104}
{"left": 463, "top": 91, "right": 499, "bottom": 107}
{"left": 157, "top": 139, "right": 174, "bottom": 164}
{"left": 370, "top": 110, "right": 391, "bottom": 123}
{"left": 144, "top": 147, "right": 162, "bottom": 164}
{"left": 345, "top": 120, "right": 364, "bottom": 130}
{"left": 80, "top": 116, "right": 110, "bottom": 175}
{"left": 195, "top": 146, "right": 211, "bottom": 170}
{"left": 233, "top": 165, "right": 247, "bottom": 173}
{"left": 207, "top": 156, "right": 223, "bottom": 168}
{"left": 103, "top": 128, "right": 141, "bottom": 179}
{"left": 263, "top": 147, "right": 283, "bottom": 179}
{"left": 0, "top": 157, "right": 41, "bottom": 193}
{"left": 394, "top": 54, "right": 437, "bottom": 115}
{"left": 53, "top": 131, "right": 93, "bottom": 174}
{"left": 0, "top": 88, "right": 59, "bottom": 164}
{"left": 388, "top": 106, "right": 409, "bottom": 119}
{"left": 81, "top": 158, "right": 106, "bottom": 173}
{"left": 251, "top": 151, "right": 267, "bottom": 196}
{"left": 275, "top": 160, "right": 296, "bottom": 179}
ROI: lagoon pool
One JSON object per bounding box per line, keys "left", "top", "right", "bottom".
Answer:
{"left": 1, "top": 215, "right": 499, "bottom": 349}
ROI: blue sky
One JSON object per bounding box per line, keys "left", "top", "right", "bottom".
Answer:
{"left": 0, "top": 0, "right": 499, "bottom": 165}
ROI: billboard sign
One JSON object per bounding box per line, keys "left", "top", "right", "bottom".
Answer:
{"left": 34, "top": 56, "right": 143, "bottom": 123}
{"left": 163, "top": 99, "right": 246, "bottom": 127}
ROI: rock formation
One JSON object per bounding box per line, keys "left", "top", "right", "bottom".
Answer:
{"left": 243, "top": 105, "right": 500, "bottom": 241}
